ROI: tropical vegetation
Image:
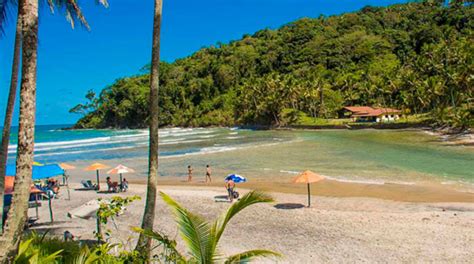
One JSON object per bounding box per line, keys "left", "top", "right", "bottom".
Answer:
{"left": 71, "top": 1, "right": 473, "bottom": 130}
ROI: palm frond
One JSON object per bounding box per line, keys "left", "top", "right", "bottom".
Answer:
{"left": 215, "top": 191, "right": 273, "bottom": 243}
{"left": 133, "top": 227, "right": 186, "bottom": 262}
{"left": 224, "top": 249, "right": 282, "bottom": 264}
{"left": 49, "top": 0, "right": 89, "bottom": 30}
{"left": 160, "top": 191, "right": 213, "bottom": 263}
{"left": 96, "top": 0, "right": 108, "bottom": 8}
{"left": 0, "top": 0, "right": 10, "bottom": 36}
{"left": 72, "top": 246, "right": 100, "bottom": 264}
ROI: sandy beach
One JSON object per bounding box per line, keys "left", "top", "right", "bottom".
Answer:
{"left": 28, "top": 182, "right": 474, "bottom": 263}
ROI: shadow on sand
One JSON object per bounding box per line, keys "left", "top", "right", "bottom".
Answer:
{"left": 274, "top": 203, "right": 305, "bottom": 210}
{"left": 214, "top": 195, "right": 230, "bottom": 203}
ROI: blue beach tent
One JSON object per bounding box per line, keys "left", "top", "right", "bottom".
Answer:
{"left": 6, "top": 164, "right": 64, "bottom": 180}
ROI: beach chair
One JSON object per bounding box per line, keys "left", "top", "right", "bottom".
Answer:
{"left": 81, "top": 180, "right": 98, "bottom": 190}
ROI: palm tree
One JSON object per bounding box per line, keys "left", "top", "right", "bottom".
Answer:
{"left": 135, "top": 0, "right": 162, "bottom": 257}
{"left": 0, "top": 0, "right": 106, "bottom": 232}
{"left": 0, "top": 0, "right": 40, "bottom": 259}
{"left": 0, "top": 1, "right": 22, "bottom": 233}
{"left": 137, "top": 191, "right": 281, "bottom": 263}
{"left": 0, "top": 0, "right": 108, "bottom": 259}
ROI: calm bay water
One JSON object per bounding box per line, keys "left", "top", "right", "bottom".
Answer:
{"left": 2, "top": 125, "right": 473, "bottom": 187}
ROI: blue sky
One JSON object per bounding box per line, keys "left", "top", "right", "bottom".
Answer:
{"left": 0, "top": 0, "right": 409, "bottom": 126}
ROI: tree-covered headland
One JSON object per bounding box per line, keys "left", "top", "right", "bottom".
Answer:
{"left": 71, "top": 1, "right": 473, "bottom": 129}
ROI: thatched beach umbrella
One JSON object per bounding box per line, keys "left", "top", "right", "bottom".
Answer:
{"left": 292, "top": 170, "right": 325, "bottom": 207}
{"left": 107, "top": 164, "right": 134, "bottom": 191}
{"left": 84, "top": 163, "right": 110, "bottom": 190}
{"left": 59, "top": 163, "right": 75, "bottom": 200}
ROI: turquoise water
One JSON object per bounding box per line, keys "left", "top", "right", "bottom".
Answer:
{"left": 2, "top": 125, "right": 473, "bottom": 186}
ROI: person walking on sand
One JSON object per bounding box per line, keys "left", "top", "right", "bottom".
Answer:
{"left": 187, "top": 165, "right": 193, "bottom": 182}
{"left": 205, "top": 164, "right": 212, "bottom": 183}
{"left": 225, "top": 179, "right": 235, "bottom": 202}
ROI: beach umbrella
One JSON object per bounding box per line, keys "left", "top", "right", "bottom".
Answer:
{"left": 59, "top": 163, "right": 75, "bottom": 200}
{"left": 6, "top": 163, "right": 64, "bottom": 180}
{"left": 4, "top": 176, "right": 44, "bottom": 220}
{"left": 4, "top": 176, "right": 43, "bottom": 195}
{"left": 224, "top": 174, "right": 247, "bottom": 183}
{"left": 84, "top": 163, "right": 110, "bottom": 190}
{"left": 292, "top": 170, "right": 325, "bottom": 207}
{"left": 107, "top": 164, "right": 134, "bottom": 183}
{"left": 59, "top": 163, "right": 76, "bottom": 170}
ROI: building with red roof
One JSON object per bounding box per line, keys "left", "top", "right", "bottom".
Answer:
{"left": 343, "top": 106, "right": 402, "bottom": 123}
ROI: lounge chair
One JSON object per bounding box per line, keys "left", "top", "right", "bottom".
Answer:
{"left": 81, "top": 180, "right": 98, "bottom": 190}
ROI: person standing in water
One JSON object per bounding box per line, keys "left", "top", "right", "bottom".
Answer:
{"left": 187, "top": 165, "right": 193, "bottom": 182}
{"left": 205, "top": 164, "right": 212, "bottom": 183}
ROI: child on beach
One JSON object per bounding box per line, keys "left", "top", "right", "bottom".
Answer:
{"left": 206, "top": 165, "right": 212, "bottom": 183}
{"left": 121, "top": 178, "right": 129, "bottom": 192}
{"left": 187, "top": 165, "right": 193, "bottom": 182}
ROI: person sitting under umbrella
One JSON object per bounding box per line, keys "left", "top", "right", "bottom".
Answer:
{"left": 106, "top": 177, "right": 118, "bottom": 193}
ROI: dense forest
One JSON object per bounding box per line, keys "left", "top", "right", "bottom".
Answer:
{"left": 71, "top": 1, "right": 473, "bottom": 129}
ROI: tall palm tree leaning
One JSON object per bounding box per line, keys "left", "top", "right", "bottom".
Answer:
{"left": 136, "top": 0, "right": 162, "bottom": 257}
{"left": 0, "top": 0, "right": 108, "bottom": 260}
{"left": 136, "top": 191, "right": 281, "bottom": 263}
{"left": 0, "top": 0, "right": 40, "bottom": 259}
{"left": 0, "top": 0, "right": 100, "bottom": 233}
{"left": 0, "top": 0, "right": 22, "bottom": 234}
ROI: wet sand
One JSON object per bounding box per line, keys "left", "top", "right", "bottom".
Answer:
{"left": 66, "top": 157, "right": 474, "bottom": 203}
{"left": 158, "top": 177, "right": 474, "bottom": 203}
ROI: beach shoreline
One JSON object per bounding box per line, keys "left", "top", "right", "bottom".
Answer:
{"left": 65, "top": 157, "right": 474, "bottom": 204}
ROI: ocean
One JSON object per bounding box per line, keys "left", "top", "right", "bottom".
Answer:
{"left": 2, "top": 125, "right": 474, "bottom": 188}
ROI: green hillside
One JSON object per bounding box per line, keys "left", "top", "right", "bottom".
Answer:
{"left": 71, "top": 1, "right": 473, "bottom": 129}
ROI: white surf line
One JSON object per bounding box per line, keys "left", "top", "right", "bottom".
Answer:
{"left": 161, "top": 139, "right": 301, "bottom": 159}
{"left": 33, "top": 144, "right": 146, "bottom": 158}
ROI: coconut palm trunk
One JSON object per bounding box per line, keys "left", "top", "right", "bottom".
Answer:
{"left": 135, "top": 0, "right": 162, "bottom": 256}
{"left": 0, "top": 2, "right": 22, "bottom": 234}
{"left": 0, "top": 0, "right": 38, "bottom": 260}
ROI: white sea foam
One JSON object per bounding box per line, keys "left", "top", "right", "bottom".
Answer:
{"left": 226, "top": 136, "right": 242, "bottom": 140}
{"left": 160, "top": 139, "right": 205, "bottom": 146}
{"left": 168, "top": 130, "right": 215, "bottom": 137}
{"left": 161, "top": 140, "right": 294, "bottom": 159}
{"left": 34, "top": 144, "right": 145, "bottom": 158}
{"left": 8, "top": 136, "right": 148, "bottom": 154}
{"left": 198, "top": 135, "right": 216, "bottom": 139}
{"left": 324, "top": 175, "right": 417, "bottom": 186}
{"left": 280, "top": 170, "right": 300, "bottom": 175}
{"left": 9, "top": 136, "right": 112, "bottom": 150}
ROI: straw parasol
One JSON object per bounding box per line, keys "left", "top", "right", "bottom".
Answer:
{"left": 107, "top": 165, "right": 134, "bottom": 191}
{"left": 84, "top": 163, "right": 110, "bottom": 190}
{"left": 292, "top": 170, "right": 325, "bottom": 207}
{"left": 59, "top": 163, "right": 76, "bottom": 170}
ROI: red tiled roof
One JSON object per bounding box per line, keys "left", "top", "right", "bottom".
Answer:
{"left": 345, "top": 106, "right": 401, "bottom": 117}
{"left": 343, "top": 106, "right": 374, "bottom": 115}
